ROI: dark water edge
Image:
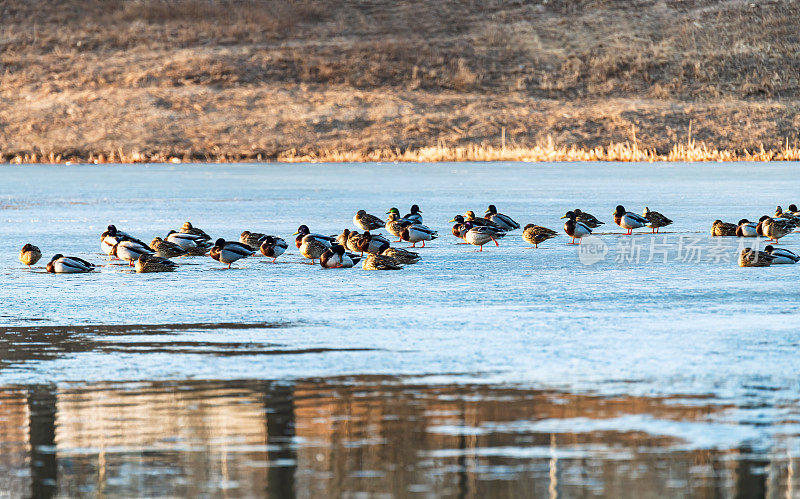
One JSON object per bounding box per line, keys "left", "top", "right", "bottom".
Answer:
{"left": 0, "top": 376, "right": 794, "bottom": 498}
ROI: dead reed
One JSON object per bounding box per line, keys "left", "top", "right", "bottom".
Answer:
{"left": 3, "top": 137, "right": 800, "bottom": 164}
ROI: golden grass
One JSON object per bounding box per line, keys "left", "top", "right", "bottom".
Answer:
{"left": 4, "top": 137, "right": 800, "bottom": 164}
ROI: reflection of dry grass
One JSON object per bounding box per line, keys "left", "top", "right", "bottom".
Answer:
{"left": 1, "top": 0, "right": 800, "bottom": 162}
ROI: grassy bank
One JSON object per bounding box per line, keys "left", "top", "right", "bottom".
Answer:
{"left": 2, "top": 0, "right": 799, "bottom": 163}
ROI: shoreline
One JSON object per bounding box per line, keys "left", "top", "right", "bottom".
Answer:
{"left": 4, "top": 139, "right": 800, "bottom": 165}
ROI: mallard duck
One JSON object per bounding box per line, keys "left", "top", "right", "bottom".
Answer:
{"left": 401, "top": 224, "right": 438, "bottom": 248}
{"left": 561, "top": 211, "right": 592, "bottom": 244}
{"left": 101, "top": 225, "right": 147, "bottom": 257}
{"left": 764, "top": 245, "right": 799, "bottom": 264}
{"left": 711, "top": 220, "right": 737, "bottom": 237}
{"left": 346, "top": 231, "right": 368, "bottom": 253}
{"left": 19, "top": 244, "right": 42, "bottom": 268}
{"left": 448, "top": 215, "right": 471, "bottom": 239}
{"left": 166, "top": 230, "right": 209, "bottom": 253}
{"left": 736, "top": 219, "right": 759, "bottom": 238}
{"left": 762, "top": 217, "right": 796, "bottom": 242}
{"left": 320, "top": 245, "right": 361, "bottom": 268}
{"left": 756, "top": 215, "right": 769, "bottom": 236}
{"left": 403, "top": 204, "right": 423, "bottom": 225}
{"left": 240, "top": 231, "right": 267, "bottom": 249}
{"left": 385, "top": 213, "right": 410, "bottom": 241}
{"left": 150, "top": 237, "right": 188, "bottom": 258}
{"left": 774, "top": 206, "right": 798, "bottom": 221}
{"left": 462, "top": 222, "right": 505, "bottom": 251}
{"left": 135, "top": 254, "right": 179, "bottom": 273}
{"left": 522, "top": 224, "right": 558, "bottom": 248}
{"left": 259, "top": 236, "right": 288, "bottom": 263}
{"left": 572, "top": 209, "right": 604, "bottom": 228}
{"left": 46, "top": 254, "right": 95, "bottom": 273}
{"left": 180, "top": 222, "right": 211, "bottom": 242}
{"left": 293, "top": 225, "right": 335, "bottom": 249}
{"left": 613, "top": 205, "right": 648, "bottom": 234}
{"left": 484, "top": 205, "right": 520, "bottom": 230}
{"left": 210, "top": 238, "right": 254, "bottom": 268}
{"left": 642, "top": 207, "right": 672, "bottom": 233}
{"left": 363, "top": 253, "right": 403, "bottom": 270}
{"left": 353, "top": 210, "right": 384, "bottom": 231}
{"left": 363, "top": 231, "right": 390, "bottom": 254}
{"left": 112, "top": 238, "right": 154, "bottom": 266}
{"left": 465, "top": 210, "right": 504, "bottom": 230}
{"left": 739, "top": 248, "right": 774, "bottom": 267}
{"left": 298, "top": 235, "right": 328, "bottom": 265}
{"left": 386, "top": 207, "right": 421, "bottom": 225}
{"left": 337, "top": 229, "right": 356, "bottom": 249}
{"left": 381, "top": 247, "right": 420, "bottom": 264}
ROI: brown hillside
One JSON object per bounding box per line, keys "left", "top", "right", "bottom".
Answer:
{"left": 1, "top": 0, "right": 799, "bottom": 161}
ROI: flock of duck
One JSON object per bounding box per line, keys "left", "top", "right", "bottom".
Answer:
{"left": 16, "top": 203, "right": 800, "bottom": 273}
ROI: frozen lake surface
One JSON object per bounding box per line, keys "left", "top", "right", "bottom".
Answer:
{"left": 1, "top": 162, "right": 799, "bottom": 496}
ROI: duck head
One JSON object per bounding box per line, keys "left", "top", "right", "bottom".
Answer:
{"left": 387, "top": 207, "right": 400, "bottom": 215}
{"left": 356, "top": 209, "right": 367, "bottom": 216}
{"left": 737, "top": 219, "right": 751, "bottom": 225}
{"left": 386, "top": 212, "right": 399, "bottom": 221}
{"left": 50, "top": 253, "right": 64, "bottom": 262}
{"left": 465, "top": 210, "right": 476, "bottom": 220}
{"left": 790, "top": 204, "right": 799, "bottom": 212}
{"left": 183, "top": 222, "right": 194, "bottom": 230}
{"left": 409, "top": 204, "right": 421, "bottom": 214}
{"left": 107, "top": 225, "right": 118, "bottom": 236}
{"left": 449, "top": 215, "right": 465, "bottom": 223}
{"left": 613, "top": 205, "right": 626, "bottom": 217}
{"left": 485, "top": 204, "right": 498, "bottom": 215}
{"left": 293, "top": 225, "right": 310, "bottom": 236}
{"left": 213, "top": 238, "right": 226, "bottom": 249}
{"left": 21, "top": 243, "right": 34, "bottom": 252}
{"left": 560, "top": 211, "right": 576, "bottom": 220}
{"left": 333, "top": 244, "right": 346, "bottom": 257}
{"left": 764, "top": 245, "right": 775, "bottom": 253}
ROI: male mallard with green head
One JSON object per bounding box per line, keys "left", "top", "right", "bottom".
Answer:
{"left": 259, "top": 236, "right": 288, "bottom": 263}
{"left": 561, "top": 211, "right": 592, "bottom": 245}
{"left": 484, "top": 205, "right": 520, "bottom": 230}
{"left": 613, "top": 205, "right": 648, "bottom": 235}
{"left": 210, "top": 238, "right": 254, "bottom": 269}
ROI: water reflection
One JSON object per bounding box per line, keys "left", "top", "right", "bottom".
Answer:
{"left": 0, "top": 378, "right": 795, "bottom": 497}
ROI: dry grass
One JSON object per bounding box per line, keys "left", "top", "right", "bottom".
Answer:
{"left": 7, "top": 136, "right": 800, "bottom": 164}
{"left": 1, "top": 0, "right": 800, "bottom": 163}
